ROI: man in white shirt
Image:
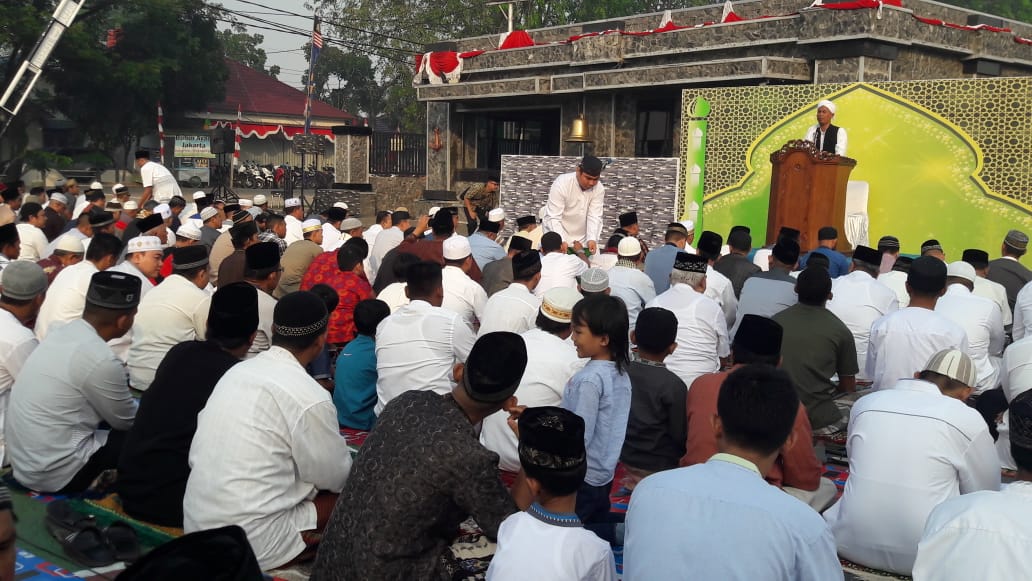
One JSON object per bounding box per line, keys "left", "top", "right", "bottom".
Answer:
{"left": 369, "top": 210, "right": 411, "bottom": 281}
{"left": 362, "top": 210, "right": 392, "bottom": 250}
{"left": 825, "top": 350, "right": 1001, "bottom": 575}
{"left": 695, "top": 231, "right": 737, "bottom": 329}
{"left": 282, "top": 198, "right": 304, "bottom": 246}
{"left": 914, "top": 389, "right": 1032, "bottom": 580}
{"left": 646, "top": 252, "right": 729, "bottom": 388}
{"left": 826, "top": 245, "right": 900, "bottom": 382}
{"left": 321, "top": 206, "right": 346, "bottom": 252}
{"left": 479, "top": 250, "right": 543, "bottom": 336}
{"left": 127, "top": 246, "right": 212, "bottom": 390}
{"left": 535, "top": 232, "right": 589, "bottom": 297}
{"left": 480, "top": 287, "right": 585, "bottom": 472}
{"left": 608, "top": 236, "right": 657, "bottom": 334}
{"left": 0, "top": 262, "right": 47, "bottom": 466}
{"left": 34, "top": 233, "right": 121, "bottom": 340}
{"left": 803, "top": 99, "right": 848, "bottom": 156}
{"left": 7, "top": 271, "right": 141, "bottom": 493}
{"left": 934, "top": 261, "right": 1005, "bottom": 394}
{"left": 441, "top": 235, "right": 487, "bottom": 329}
{"left": 867, "top": 256, "right": 968, "bottom": 390}
{"left": 997, "top": 334, "right": 1032, "bottom": 472}
{"left": 243, "top": 241, "right": 281, "bottom": 358}
{"left": 963, "top": 248, "right": 1012, "bottom": 329}
{"left": 184, "top": 291, "right": 352, "bottom": 570}
{"left": 108, "top": 235, "right": 163, "bottom": 361}
{"left": 878, "top": 255, "right": 912, "bottom": 307}
{"left": 543, "top": 156, "right": 605, "bottom": 254}
{"left": 15, "top": 203, "right": 50, "bottom": 261}
{"left": 134, "top": 150, "right": 181, "bottom": 205}
{"left": 375, "top": 261, "right": 476, "bottom": 414}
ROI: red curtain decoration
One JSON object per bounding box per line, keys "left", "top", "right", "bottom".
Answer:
{"left": 722, "top": 11, "right": 745, "bottom": 23}
{"left": 428, "top": 51, "right": 460, "bottom": 76}
{"left": 414, "top": 53, "right": 424, "bottom": 74}
{"left": 499, "top": 30, "right": 535, "bottom": 50}
{"left": 214, "top": 121, "right": 334, "bottom": 141}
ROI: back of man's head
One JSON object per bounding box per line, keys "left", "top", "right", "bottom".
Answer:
{"left": 337, "top": 237, "right": 368, "bottom": 272}
{"left": 354, "top": 299, "right": 390, "bottom": 337}
{"left": 796, "top": 266, "right": 832, "bottom": 306}
{"left": 732, "top": 315, "right": 782, "bottom": 366}
{"left": 85, "top": 233, "right": 122, "bottom": 263}
{"left": 727, "top": 230, "right": 752, "bottom": 252}
{"left": 405, "top": 261, "right": 443, "bottom": 300}
{"left": 907, "top": 255, "right": 948, "bottom": 298}
{"left": 717, "top": 365, "right": 799, "bottom": 456}
{"left": 540, "top": 232, "right": 563, "bottom": 253}
{"left": 1009, "top": 390, "right": 1032, "bottom": 473}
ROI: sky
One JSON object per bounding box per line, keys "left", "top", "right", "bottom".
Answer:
{"left": 216, "top": 0, "right": 318, "bottom": 91}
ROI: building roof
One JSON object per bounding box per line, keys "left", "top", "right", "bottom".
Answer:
{"left": 211, "top": 59, "right": 356, "bottom": 122}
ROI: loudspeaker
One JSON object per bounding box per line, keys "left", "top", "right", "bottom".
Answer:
{"left": 210, "top": 128, "right": 236, "bottom": 154}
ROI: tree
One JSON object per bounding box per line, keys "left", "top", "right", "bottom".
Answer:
{"left": 219, "top": 29, "right": 280, "bottom": 78}
{"left": 305, "top": 45, "right": 382, "bottom": 119}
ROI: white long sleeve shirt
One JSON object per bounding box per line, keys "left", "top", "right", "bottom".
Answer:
{"left": 34, "top": 260, "right": 98, "bottom": 340}
{"left": 827, "top": 270, "right": 900, "bottom": 382}
{"left": 107, "top": 260, "right": 156, "bottom": 362}
{"left": 283, "top": 214, "right": 304, "bottom": 246}
{"left": 0, "top": 309, "right": 38, "bottom": 467}
{"left": 866, "top": 307, "right": 968, "bottom": 390}
{"left": 608, "top": 265, "right": 658, "bottom": 333}
{"left": 973, "top": 276, "right": 1011, "bottom": 327}
{"left": 16, "top": 223, "right": 50, "bottom": 261}
{"left": 441, "top": 265, "right": 487, "bottom": 329}
{"left": 703, "top": 265, "right": 737, "bottom": 330}
{"left": 935, "top": 284, "right": 1005, "bottom": 393}
{"left": 996, "top": 337, "right": 1032, "bottom": 470}
{"left": 183, "top": 346, "right": 352, "bottom": 570}
{"left": 646, "top": 284, "right": 729, "bottom": 388}
{"left": 804, "top": 124, "right": 848, "bottom": 156}
{"left": 1012, "top": 280, "right": 1032, "bottom": 340}
{"left": 127, "top": 274, "right": 211, "bottom": 390}
{"left": 542, "top": 172, "right": 605, "bottom": 245}
{"left": 478, "top": 282, "right": 541, "bottom": 336}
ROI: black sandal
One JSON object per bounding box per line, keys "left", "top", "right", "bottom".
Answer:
{"left": 45, "top": 501, "right": 116, "bottom": 567}
{"left": 103, "top": 520, "right": 141, "bottom": 562}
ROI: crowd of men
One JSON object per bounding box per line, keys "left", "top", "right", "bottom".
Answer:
{"left": 0, "top": 154, "right": 1030, "bottom": 580}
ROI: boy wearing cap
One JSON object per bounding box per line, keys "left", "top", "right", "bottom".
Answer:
{"left": 804, "top": 99, "right": 847, "bottom": 156}
{"left": 0, "top": 262, "right": 47, "bottom": 465}
{"left": 34, "top": 234, "right": 121, "bottom": 340}
{"left": 7, "top": 271, "right": 141, "bottom": 493}
{"left": 441, "top": 235, "right": 488, "bottom": 329}
{"left": 487, "top": 407, "right": 616, "bottom": 581}
{"left": 935, "top": 261, "right": 1005, "bottom": 394}
{"left": 275, "top": 219, "right": 324, "bottom": 298}
{"left": 479, "top": 249, "right": 543, "bottom": 336}
{"left": 543, "top": 156, "right": 605, "bottom": 254}
{"left": 825, "top": 349, "right": 1000, "bottom": 575}
{"left": 300, "top": 238, "right": 373, "bottom": 347}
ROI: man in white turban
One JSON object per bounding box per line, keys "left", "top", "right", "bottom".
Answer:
{"left": 804, "top": 99, "right": 848, "bottom": 156}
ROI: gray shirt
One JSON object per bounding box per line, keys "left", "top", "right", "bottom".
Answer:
{"left": 730, "top": 269, "right": 798, "bottom": 339}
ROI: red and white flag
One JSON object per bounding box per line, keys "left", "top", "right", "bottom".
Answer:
{"left": 234, "top": 103, "right": 242, "bottom": 166}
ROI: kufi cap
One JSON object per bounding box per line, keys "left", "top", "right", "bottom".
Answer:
{"left": 274, "top": 291, "right": 328, "bottom": 337}
{"left": 341, "top": 217, "right": 363, "bottom": 231}
{"left": 86, "top": 271, "right": 141, "bottom": 310}
{"left": 962, "top": 249, "right": 990, "bottom": 268}
{"left": 579, "top": 155, "right": 604, "bottom": 177}
{"left": 921, "top": 239, "right": 944, "bottom": 253}
{"left": 673, "top": 251, "right": 707, "bottom": 273}
{"left": 392, "top": 210, "right": 411, "bottom": 222}
{"left": 878, "top": 235, "right": 901, "bottom": 250}
{"left": 732, "top": 314, "right": 783, "bottom": 357}
{"left": 1008, "top": 391, "right": 1032, "bottom": 449}
{"left": 207, "top": 282, "right": 259, "bottom": 339}
{"left": 54, "top": 177, "right": 66, "bottom": 187}
{"left": 55, "top": 234, "right": 85, "bottom": 254}
{"left": 580, "top": 268, "right": 609, "bottom": 292}
{"left": 223, "top": 203, "right": 241, "bottom": 214}
{"left": 245, "top": 241, "right": 280, "bottom": 270}
{"left": 333, "top": 201, "right": 349, "bottom": 210}
{"left": 122, "top": 200, "right": 138, "bottom": 211}
{"left": 230, "top": 220, "right": 258, "bottom": 239}
{"left": 617, "top": 236, "right": 641, "bottom": 257}
{"left": 818, "top": 226, "right": 838, "bottom": 240}
{"left": 238, "top": 198, "right": 253, "bottom": 209}
{"left": 49, "top": 192, "right": 68, "bottom": 205}
{"left": 427, "top": 206, "right": 440, "bottom": 217}
{"left": 665, "top": 222, "right": 689, "bottom": 237}
{"left": 907, "top": 255, "right": 948, "bottom": 294}
{"left": 134, "top": 150, "right": 150, "bottom": 159}
{"left": 192, "top": 191, "right": 207, "bottom": 200}
{"left": 125, "top": 235, "right": 163, "bottom": 254}
{"left": 89, "top": 211, "right": 115, "bottom": 228}
{"left": 173, "top": 245, "right": 209, "bottom": 270}
{"left": 541, "top": 287, "right": 580, "bottom": 323}
{"left": 154, "top": 203, "right": 172, "bottom": 221}
{"left": 697, "top": 231, "right": 722, "bottom": 256}
{"left": 443, "top": 235, "right": 472, "bottom": 260}
{"left": 922, "top": 349, "right": 977, "bottom": 388}
{"left": 516, "top": 215, "right": 535, "bottom": 228}
{"left": 104, "top": 200, "right": 123, "bottom": 211}
{"left": 462, "top": 331, "right": 528, "bottom": 404}
{"left": 947, "top": 260, "right": 976, "bottom": 283}
{"left": 772, "top": 238, "right": 800, "bottom": 265}
{"left": 488, "top": 208, "right": 505, "bottom": 222}
{"left": 247, "top": 207, "right": 261, "bottom": 218}
{"left": 0, "top": 224, "right": 15, "bottom": 246}
{"left": 852, "top": 245, "right": 882, "bottom": 266}
{"left": 176, "top": 223, "right": 202, "bottom": 241}
{"left": 892, "top": 255, "right": 914, "bottom": 273}
{"left": 232, "top": 209, "right": 251, "bottom": 224}
{"left": 510, "top": 236, "right": 532, "bottom": 253}
{"left": 326, "top": 207, "right": 346, "bottom": 222}
{"left": 112, "top": 183, "right": 128, "bottom": 195}
{"left": 200, "top": 207, "right": 218, "bottom": 221}
{"left": 1005, "top": 229, "right": 1029, "bottom": 251}
{"left": 1, "top": 261, "right": 47, "bottom": 300}
{"left": 680, "top": 220, "right": 695, "bottom": 233}
{"left": 89, "top": 181, "right": 103, "bottom": 191}
{"left": 431, "top": 210, "right": 453, "bottom": 231}
{"left": 518, "top": 406, "right": 586, "bottom": 472}
{"left": 777, "top": 226, "right": 801, "bottom": 242}
{"left": 136, "top": 213, "right": 164, "bottom": 233}
{"left": 252, "top": 194, "right": 267, "bottom": 206}
{"left": 619, "top": 211, "right": 638, "bottom": 227}
{"left": 817, "top": 99, "right": 836, "bottom": 115}
{"left": 284, "top": 198, "right": 301, "bottom": 208}
{"left": 479, "top": 219, "right": 500, "bottom": 234}
{"left": 301, "top": 218, "right": 322, "bottom": 233}
{"left": 512, "top": 250, "right": 541, "bottom": 279}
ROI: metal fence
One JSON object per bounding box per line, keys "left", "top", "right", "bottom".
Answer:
{"left": 370, "top": 132, "right": 426, "bottom": 176}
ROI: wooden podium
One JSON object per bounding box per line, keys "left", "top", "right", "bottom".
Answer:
{"left": 767, "top": 140, "right": 857, "bottom": 252}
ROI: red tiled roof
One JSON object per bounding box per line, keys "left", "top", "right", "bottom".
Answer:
{"left": 211, "top": 59, "right": 356, "bottom": 122}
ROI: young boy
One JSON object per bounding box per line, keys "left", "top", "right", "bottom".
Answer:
{"left": 334, "top": 299, "right": 391, "bottom": 429}
{"left": 487, "top": 407, "right": 616, "bottom": 581}
{"left": 620, "top": 307, "right": 688, "bottom": 489}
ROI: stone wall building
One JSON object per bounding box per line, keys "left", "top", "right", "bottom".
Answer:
{"left": 416, "top": 0, "right": 1032, "bottom": 198}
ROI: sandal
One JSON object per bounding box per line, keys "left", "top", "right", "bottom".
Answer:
{"left": 103, "top": 520, "right": 141, "bottom": 562}
{"left": 45, "top": 501, "right": 116, "bottom": 567}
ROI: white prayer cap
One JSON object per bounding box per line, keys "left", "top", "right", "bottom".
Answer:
{"left": 200, "top": 207, "right": 218, "bottom": 221}
{"left": 488, "top": 208, "right": 505, "bottom": 222}
{"left": 428, "top": 206, "right": 441, "bottom": 217}
{"left": 302, "top": 218, "right": 322, "bottom": 233}
{"left": 443, "top": 235, "right": 472, "bottom": 260}
{"left": 176, "top": 223, "right": 202, "bottom": 241}
{"left": 617, "top": 236, "right": 641, "bottom": 257}
{"left": 55, "top": 234, "right": 85, "bottom": 254}
{"left": 946, "top": 260, "right": 976, "bottom": 284}
{"left": 247, "top": 207, "right": 262, "bottom": 218}
{"left": 284, "top": 198, "right": 301, "bottom": 208}
{"left": 154, "top": 203, "right": 172, "bottom": 221}
{"left": 680, "top": 220, "right": 695, "bottom": 233}
{"left": 89, "top": 181, "right": 103, "bottom": 191}
{"left": 112, "top": 183, "right": 129, "bottom": 195}
{"left": 253, "top": 194, "right": 268, "bottom": 206}
{"left": 123, "top": 200, "right": 139, "bottom": 211}
{"left": 817, "top": 99, "right": 836, "bottom": 115}
{"left": 238, "top": 198, "right": 253, "bottom": 209}
{"left": 192, "top": 191, "right": 207, "bottom": 200}
{"left": 50, "top": 192, "right": 69, "bottom": 205}
{"left": 541, "top": 287, "right": 581, "bottom": 323}
{"left": 126, "top": 235, "right": 163, "bottom": 254}
{"left": 341, "top": 217, "right": 363, "bottom": 231}
{"left": 333, "top": 201, "right": 349, "bottom": 210}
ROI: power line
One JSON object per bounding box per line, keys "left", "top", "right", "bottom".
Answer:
{"left": 215, "top": 9, "right": 415, "bottom": 57}
{"left": 231, "top": 0, "right": 424, "bottom": 49}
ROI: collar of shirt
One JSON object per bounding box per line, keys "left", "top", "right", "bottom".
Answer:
{"left": 945, "top": 284, "right": 971, "bottom": 296}
{"left": 890, "top": 378, "right": 942, "bottom": 395}
{"left": 632, "top": 353, "right": 666, "bottom": 368}
{"left": 1002, "top": 256, "right": 1019, "bottom": 262}
{"left": 616, "top": 258, "right": 639, "bottom": 270}
{"left": 526, "top": 502, "right": 583, "bottom": 528}
{"left": 708, "top": 453, "right": 761, "bottom": 476}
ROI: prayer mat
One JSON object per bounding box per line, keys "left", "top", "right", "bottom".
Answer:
{"left": 15, "top": 548, "right": 87, "bottom": 579}
{"left": 68, "top": 494, "right": 183, "bottom": 545}
{"left": 840, "top": 558, "right": 912, "bottom": 580}
{"left": 823, "top": 463, "right": 850, "bottom": 498}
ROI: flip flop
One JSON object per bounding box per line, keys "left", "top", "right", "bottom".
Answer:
{"left": 45, "top": 502, "right": 115, "bottom": 568}
{"left": 103, "top": 520, "right": 141, "bottom": 562}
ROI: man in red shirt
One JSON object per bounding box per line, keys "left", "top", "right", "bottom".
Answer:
{"left": 680, "top": 314, "right": 837, "bottom": 511}
{"left": 301, "top": 237, "right": 373, "bottom": 348}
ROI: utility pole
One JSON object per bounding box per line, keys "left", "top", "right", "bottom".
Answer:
{"left": 486, "top": 1, "right": 528, "bottom": 34}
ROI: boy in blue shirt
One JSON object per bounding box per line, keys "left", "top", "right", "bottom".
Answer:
{"left": 334, "top": 299, "right": 390, "bottom": 429}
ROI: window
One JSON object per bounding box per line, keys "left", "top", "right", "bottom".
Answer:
{"left": 636, "top": 106, "right": 674, "bottom": 157}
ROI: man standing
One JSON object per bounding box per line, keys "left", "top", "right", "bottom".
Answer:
{"left": 184, "top": 291, "right": 352, "bottom": 570}
{"left": 7, "top": 271, "right": 140, "bottom": 493}
{"left": 243, "top": 242, "right": 281, "bottom": 357}
{"left": 730, "top": 238, "right": 800, "bottom": 338}
{"left": 803, "top": 99, "right": 848, "bottom": 156}
{"left": 536, "top": 232, "right": 589, "bottom": 297}
{"left": 799, "top": 226, "right": 850, "bottom": 278}
{"left": 275, "top": 219, "right": 324, "bottom": 298}
{"left": 935, "top": 261, "right": 1005, "bottom": 395}
{"left": 135, "top": 150, "right": 181, "bottom": 206}
{"left": 712, "top": 228, "right": 760, "bottom": 298}
{"left": 0, "top": 262, "right": 47, "bottom": 466}
{"left": 34, "top": 233, "right": 121, "bottom": 340}
{"left": 988, "top": 229, "right": 1032, "bottom": 312}
{"left": 461, "top": 173, "right": 499, "bottom": 235}
{"left": 543, "top": 155, "right": 605, "bottom": 254}
{"left": 608, "top": 236, "right": 656, "bottom": 333}
{"left": 645, "top": 222, "right": 695, "bottom": 294}
{"left": 478, "top": 250, "right": 543, "bottom": 336}
{"left": 441, "top": 236, "right": 487, "bottom": 329}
